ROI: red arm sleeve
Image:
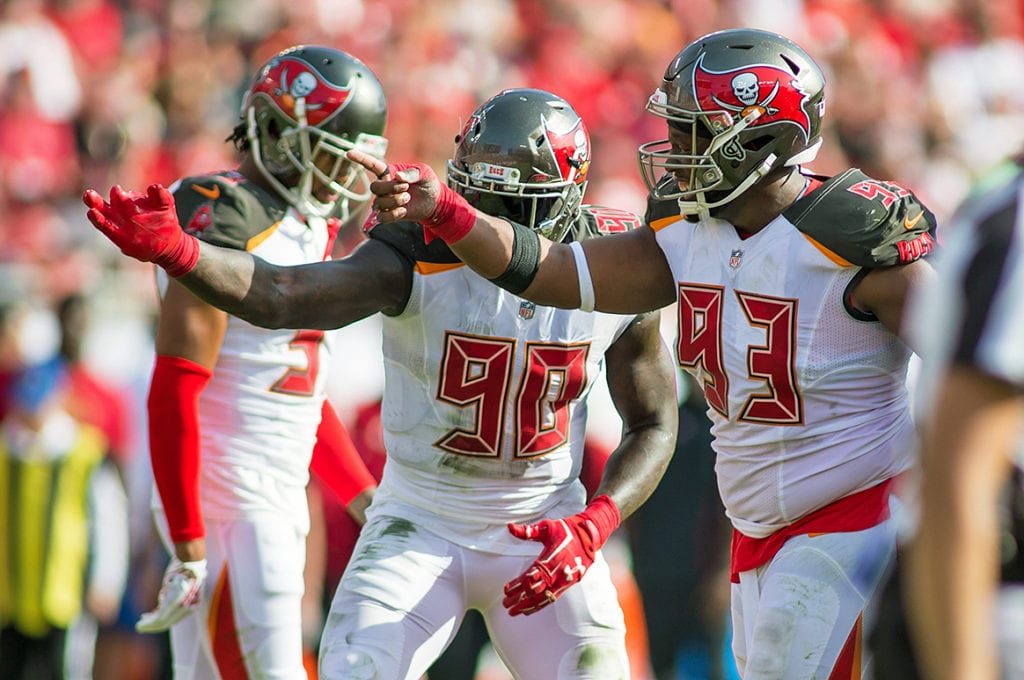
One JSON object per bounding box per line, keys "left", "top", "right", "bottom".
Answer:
{"left": 147, "top": 354, "right": 212, "bottom": 543}
{"left": 580, "top": 438, "right": 613, "bottom": 502}
{"left": 310, "top": 400, "right": 377, "bottom": 507}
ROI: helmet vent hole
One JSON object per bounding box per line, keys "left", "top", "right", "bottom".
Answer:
{"left": 780, "top": 54, "right": 800, "bottom": 75}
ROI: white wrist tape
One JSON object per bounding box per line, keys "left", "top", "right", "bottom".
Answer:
{"left": 569, "top": 240, "right": 595, "bottom": 312}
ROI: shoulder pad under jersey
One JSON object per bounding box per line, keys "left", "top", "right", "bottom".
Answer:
{"left": 784, "top": 169, "right": 938, "bottom": 267}
{"left": 365, "top": 218, "right": 462, "bottom": 266}
{"left": 173, "top": 172, "right": 288, "bottom": 251}
{"left": 570, "top": 205, "right": 643, "bottom": 242}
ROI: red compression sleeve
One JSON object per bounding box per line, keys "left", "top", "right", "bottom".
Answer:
{"left": 387, "top": 163, "right": 477, "bottom": 245}
{"left": 310, "top": 401, "right": 376, "bottom": 506}
{"left": 580, "top": 438, "right": 613, "bottom": 502}
{"left": 423, "top": 183, "right": 477, "bottom": 244}
{"left": 147, "top": 354, "right": 212, "bottom": 543}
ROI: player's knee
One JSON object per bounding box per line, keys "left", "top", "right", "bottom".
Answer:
{"left": 317, "top": 646, "right": 379, "bottom": 680}
{"left": 558, "top": 642, "right": 629, "bottom": 679}
{"left": 745, "top": 606, "right": 797, "bottom": 680}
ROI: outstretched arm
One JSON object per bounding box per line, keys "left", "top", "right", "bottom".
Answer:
{"left": 83, "top": 185, "right": 410, "bottom": 330}
{"left": 345, "top": 152, "right": 677, "bottom": 314}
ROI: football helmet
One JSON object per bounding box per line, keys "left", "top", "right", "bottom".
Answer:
{"left": 242, "top": 45, "right": 388, "bottom": 219}
{"left": 638, "top": 28, "right": 826, "bottom": 218}
{"left": 447, "top": 88, "right": 590, "bottom": 243}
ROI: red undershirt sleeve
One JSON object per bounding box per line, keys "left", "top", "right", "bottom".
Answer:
{"left": 580, "top": 438, "right": 613, "bottom": 503}
{"left": 310, "top": 400, "right": 377, "bottom": 507}
{"left": 147, "top": 354, "right": 212, "bottom": 543}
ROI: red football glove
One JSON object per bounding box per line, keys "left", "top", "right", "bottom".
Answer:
{"left": 83, "top": 184, "right": 199, "bottom": 277}
{"left": 502, "top": 494, "right": 621, "bottom": 616}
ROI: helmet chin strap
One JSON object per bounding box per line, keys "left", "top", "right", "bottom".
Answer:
{"left": 678, "top": 153, "right": 778, "bottom": 220}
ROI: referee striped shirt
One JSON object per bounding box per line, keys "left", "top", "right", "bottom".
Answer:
{"left": 909, "top": 157, "right": 1024, "bottom": 463}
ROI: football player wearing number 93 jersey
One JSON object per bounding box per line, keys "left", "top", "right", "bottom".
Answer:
{"left": 83, "top": 88, "right": 679, "bottom": 679}
{"left": 352, "top": 28, "right": 939, "bottom": 680}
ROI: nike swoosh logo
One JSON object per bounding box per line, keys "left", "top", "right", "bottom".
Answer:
{"left": 192, "top": 183, "right": 220, "bottom": 200}
{"left": 903, "top": 210, "right": 923, "bottom": 230}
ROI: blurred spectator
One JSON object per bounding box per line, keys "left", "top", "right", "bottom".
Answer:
{"left": 56, "top": 293, "right": 136, "bottom": 472}
{"left": 0, "top": 348, "right": 128, "bottom": 680}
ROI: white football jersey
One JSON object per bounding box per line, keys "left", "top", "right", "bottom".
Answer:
{"left": 372, "top": 258, "right": 635, "bottom": 554}
{"left": 654, "top": 212, "right": 915, "bottom": 538}
{"left": 156, "top": 174, "right": 336, "bottom": 529}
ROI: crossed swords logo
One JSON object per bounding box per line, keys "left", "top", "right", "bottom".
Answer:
{"left": 711, "top": 72, "right": 781, "bottom": 118}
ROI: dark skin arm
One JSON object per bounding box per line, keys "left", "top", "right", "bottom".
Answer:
{"left": 178, "top": 236, "right": 411, "bottom": 330}
{"left": 848, "top": 257, "right": 937, "bottom": 348}
{"left": 591, "top": 312, "right": 679, "bottom": 518}
{"left": 156, "top": 238, "right": 407, "bottom": 561}
{"left": 346, "top": 150, "right": 678, "bottom": 314}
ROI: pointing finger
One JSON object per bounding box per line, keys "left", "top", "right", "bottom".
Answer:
{"left": 346, "top": 149, "right": 388, "bottom": 179}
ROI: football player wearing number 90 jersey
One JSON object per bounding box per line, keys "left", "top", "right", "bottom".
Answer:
{"left": 83, "top": 88, "right": 679, "bottom": 679}
{"left": 124, "top": 45, "right": 387, "bottom": 680}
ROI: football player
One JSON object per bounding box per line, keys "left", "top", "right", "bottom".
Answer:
{"left": 349, "top": 29, "right": 939, "bottom": 679}
{"left": 116, "top": 45, "right": 384, "bottom": 679}
{"left": 83, "top": 88, "right": 678, "bottom": 679}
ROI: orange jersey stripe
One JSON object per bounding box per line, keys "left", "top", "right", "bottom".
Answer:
{"left": 207, "top": 565, "right": 249, "bottom": 679}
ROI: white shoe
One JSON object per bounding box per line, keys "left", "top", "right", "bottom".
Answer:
{"left": 135, "top": 558, "right": 207, "bottom": 633}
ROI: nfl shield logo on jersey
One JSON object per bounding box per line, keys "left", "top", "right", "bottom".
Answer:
{"left": 519, "top": 301, "right": 536, "bottom": 320}
{"left": 729, "top": 249, "right": 744, "bottom": 269}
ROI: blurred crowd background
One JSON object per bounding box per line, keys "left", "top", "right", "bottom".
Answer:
{"left": 1, "top": 0, "right": 1023, "bottom": 678}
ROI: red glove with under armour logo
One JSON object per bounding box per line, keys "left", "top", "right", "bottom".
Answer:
{"left": 83, "top": 184, "right": 200, "bottom": 278}
{"left": 502, "top": 494, "right": 621, "bottom": 616}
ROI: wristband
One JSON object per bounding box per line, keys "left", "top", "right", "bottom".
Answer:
{"left": 488, "top": 221, "right": 541, "bottom": 295}
{"left": 159, "top": 232, "right": 201, "bottom": 278}
{"left": 569, "top": 240, "right": 595, "bottom": 312}
{"left": 584, "top": 494, "right": 621, "bottom": 550}
{"left": 423, "top": 183, "right": 477, "bottom": 245}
